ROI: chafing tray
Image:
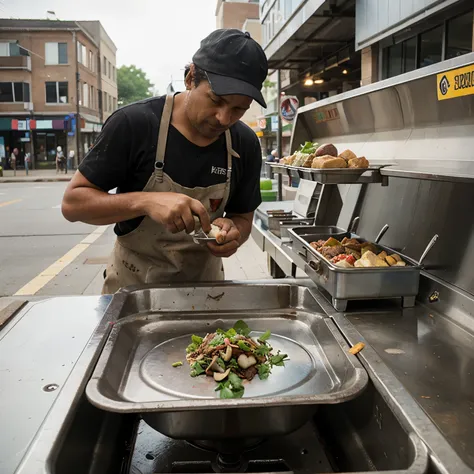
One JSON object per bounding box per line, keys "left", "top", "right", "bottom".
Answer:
{"left": 270, "top": 163, "right": 386, "bottom": 184}
{"left": 289, "top": 228, "right": 438, "bottom": 312}
{"left": 86, "top": 283, "right": 368, "bottom": 440}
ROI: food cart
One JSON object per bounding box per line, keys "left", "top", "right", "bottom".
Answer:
{"left": 1, "top": 54, "right": 474, "bottom": 474}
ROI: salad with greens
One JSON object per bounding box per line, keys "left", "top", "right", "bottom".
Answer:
{"left": 184, "top": 320, "right": 288, "bottom": 399}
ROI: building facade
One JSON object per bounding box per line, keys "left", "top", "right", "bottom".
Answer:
{"left": 0, "top": 19, "right": 117, "bottom": 170}
{"left": 215, "top": 0, "right": 267, "bottom": 155}
{"left": 79, "top": 21, "right": 118, "bottom": 123}
{"left": 356, "top": 0, "right": 474, "bottom": 85}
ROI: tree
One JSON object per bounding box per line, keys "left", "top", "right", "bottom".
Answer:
{"left": 117, "top": 65, "right": 154, "bottom": 105}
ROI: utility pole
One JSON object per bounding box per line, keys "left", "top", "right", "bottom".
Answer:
{"left": 73, "top": 30, "right": 82, "bottom": 166}
{"left": 276, "top": 69, "right": 283, "bottom": 200}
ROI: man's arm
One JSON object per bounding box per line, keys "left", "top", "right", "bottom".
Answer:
{"left": 62, "top": 171, "right": 211, "bottom": 233}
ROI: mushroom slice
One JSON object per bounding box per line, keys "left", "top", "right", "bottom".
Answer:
{"left": 222, "top": 345, "right": 233, "bottom": 362}
{"left": 237, "top": 354, "right": 257, "bottom": 369}
{"left": 205, "top": 355, "right": 225, "bottom": 375}
{"left": 213, "top": 368, "right": 231, "bottom": 382}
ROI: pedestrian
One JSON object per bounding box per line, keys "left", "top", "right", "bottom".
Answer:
{"left": 62, "top": 29, "right": 268, "bottom": 294}
{"left": 56, "top": 146, "right": 64, "bottom": 173}
{"left": 25, "top": 152, "right": 31, "bottom": 175}
{"left": 67, "top": 149, "right": 75, "bottom": 173}
{"left": 266, "top": 149, "right": 278, "bottom": 163}
{"left": 10, "top": 147, "right": 18, "bottom": 174}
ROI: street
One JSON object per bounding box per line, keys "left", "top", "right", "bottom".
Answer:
{"left": 0, "top": 181, "right": 270, "bottom": 298}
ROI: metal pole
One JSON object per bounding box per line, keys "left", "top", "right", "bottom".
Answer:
{"left": 73, "top": 31, "right": 82, "bottom": 166}
{"left": 276, "top": 69, "right": 283, "bottom": 201}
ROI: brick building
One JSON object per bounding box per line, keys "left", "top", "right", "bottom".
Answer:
{"left": 0, "top": 19, "right": 117, "bottom": 170}
{"left": 215, "top": 0, "right": 263, "bottom": 149}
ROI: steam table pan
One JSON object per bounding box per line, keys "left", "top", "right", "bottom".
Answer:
{"left": 86, "top": 284, "right": 368, "bottom": 440}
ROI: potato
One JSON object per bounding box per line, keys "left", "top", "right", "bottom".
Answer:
{"left": 385, "top": 255, "right": 397, "bottom": 266}
{"left": 208, "top": 224, "right": 226, "bottom": 244}
{"left": 378, "top": 251, "right": 388, "bottom": 260}
{"left": 311, "top": 156, "right": 347, "bottom": 169}
{"left": 390, "top": 253, "right": 402, "bottom": 262}
{"left": 339, "top": 149, "right": 357, "bottom": 162}
{"left": 315, "top": 143, "right": 338, "bottom": 157}
{"left": 348, "top": 157, "right": 369, "bottom": 169}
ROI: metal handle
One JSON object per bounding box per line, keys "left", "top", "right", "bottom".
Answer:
{"left": 374, "top": 224, "right": 389, "bottom": 244}
{"left": 349, "top": 216, "right": 360, "bottom": 233}
{"left": 309, "top": 260, "right": 321, "bottom": 273}
{"left": 418, "top": 234, "right": 439, "bottom": 266}
{"left": 297, "top": 251, "right": 307, "bottom": 261}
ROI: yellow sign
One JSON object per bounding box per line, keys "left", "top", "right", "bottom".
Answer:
{"left": 437, "top": 64, "right": 474, "bottom": 101}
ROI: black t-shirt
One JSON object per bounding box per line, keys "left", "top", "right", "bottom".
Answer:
{"left": 79, "top": 95, "right": 262, "bottom": 235}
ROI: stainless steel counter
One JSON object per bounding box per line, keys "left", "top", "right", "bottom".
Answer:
{"left": 252, "top": 213, "right": 474, "bottom": 473}
{"left": 345, "top": 305, "right": 474, "bottom": 469}
{"left": 0, "top": 295, "right": 113, "bottom": 474}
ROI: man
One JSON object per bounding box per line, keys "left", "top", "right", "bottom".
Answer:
{"left": 56, "top": 146, "right": 65, "bottom": 174}
{"left": 62, "top": 29, "right": 268, "bottom": 294}
{"left": 10, "top": 147, "right": 18, "bottom": 170}
{"left": 266, "top": 149, "right": 278, "bottom": 163}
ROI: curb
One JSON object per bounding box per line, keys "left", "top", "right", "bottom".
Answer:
{"left": 0, "top": 177, "right": 72, "bottom": 183}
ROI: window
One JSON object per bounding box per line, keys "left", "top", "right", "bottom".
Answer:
{"left": 383, "top": 43, "right": 402, "bottom": 79}
{"left": 77, "top": 42, "right": 88, "bottom": 65}
{"left": 81, "top": 44, "right": 87, "bottom": 66}
{"left": 82, "top": 83, "right": 89, "bottom": 107}
{"left": 0, "top": 82, "right": 13, "bottom": 101}
{"left": 45, "top": 81, "right": 68, "bottom": 103}
{"left": 108, "top": 94, "right": 112, "bottom": 111}
{"left": 446, "top": 11, "right": 473, "bottom": 60}
{"left": 89, "top": 51, "right": 93, "bottom": 71}
{"left": 0, "top": 82, "right": 30, "bottom": 102}
{"left": 108, "top": 60, "right": 111, "bottom": 78}
{"left": 0, "top": 41, "right": 28, "bottom": 57}
{"left": 113, "top": 66, "right": 116, "bottom": 82}
{"left": 419, "top": 26, "right": 443, "bottom": 68}
{"left": 103, "top": 56, "right": 107, "bottom": 74}
{"left": 103, "top": 91, "right": 108, "bottom": 111}
{"left": 45, "top": 42, "right": 68, "bottom": 65}
{"left": 91, "top": 85, "right": 95, "bottom": 109}
{"left": 404, "top": 36, "right": 417, "bottom": 74}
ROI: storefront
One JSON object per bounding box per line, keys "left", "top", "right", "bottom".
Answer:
{"left": 0, "top": 116, "right": 68, "bottom": 169}
{"left": 80, "top": 114, "right": 102, "bottom": 158}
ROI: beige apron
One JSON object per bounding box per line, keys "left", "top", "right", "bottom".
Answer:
{"left": 102, "top": 94, "right": 240, "bottom": 294}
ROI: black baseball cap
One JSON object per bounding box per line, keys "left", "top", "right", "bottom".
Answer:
{"left": 192, "top": 29, "right": 268, "bottom": 108}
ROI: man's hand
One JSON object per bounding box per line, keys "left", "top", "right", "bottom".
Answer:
{"left": 143, "top": 192, "right": 211, "bottom": 234}
{"left": 207, "top": 217, "right": 241, "bottom": 258}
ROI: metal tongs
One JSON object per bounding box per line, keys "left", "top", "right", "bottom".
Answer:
{"left": 190, "top": 216, "right": 217, "bottom": 244}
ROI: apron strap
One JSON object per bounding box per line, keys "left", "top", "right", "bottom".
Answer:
{"left": 224, "top": 129, "right": 240, "bottom": 181}
{"left": 154, "top": 94, "right": 174, "bottom": 182}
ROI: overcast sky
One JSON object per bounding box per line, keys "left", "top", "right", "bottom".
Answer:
{"left": 2, "top": 0, "right": 217, "bottom": 94}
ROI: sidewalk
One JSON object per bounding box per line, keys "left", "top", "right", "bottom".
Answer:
{"left": 0, "top": 169, "right": 72, "bottom": 183}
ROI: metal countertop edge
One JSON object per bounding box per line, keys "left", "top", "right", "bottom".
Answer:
{"left": 13, "top": 293, "right": 127, "bottom": 474}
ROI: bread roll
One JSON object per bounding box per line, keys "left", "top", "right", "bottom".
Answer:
{"left": 302, "top": 153, "right": 315, "bottom": 167}
{"left": 311, "top": 155, "right": 347, "bottom": 169}
{"left": 339, "top": 149, "right": 357, "bottom": 162}
{"left": 348, "top": 156, "right": 369, "bottom": 169}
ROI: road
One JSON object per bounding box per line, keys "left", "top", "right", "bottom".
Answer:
{"left": 0, "top": 182, "right": 270, "bottom": 298}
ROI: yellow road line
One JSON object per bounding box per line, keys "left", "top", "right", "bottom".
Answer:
{"left": 14, "top": 225, "right": 109, "bottom": 296}
{"left": 0, "top": 199, "right": 22, "bottom": 208}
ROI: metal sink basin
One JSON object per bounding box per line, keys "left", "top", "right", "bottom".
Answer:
{"left": 51, "top": 380, "right": 430, "bottom": 474}
{"left": 85, "top": 283, "right": 368, "bottom": 440}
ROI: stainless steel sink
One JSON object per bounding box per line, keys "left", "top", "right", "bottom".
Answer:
{"left": 86, "top": 283, "right": 368, "bottom": 440}
{"left": 51, "top": 380, "right": 430, "bottom": 474}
